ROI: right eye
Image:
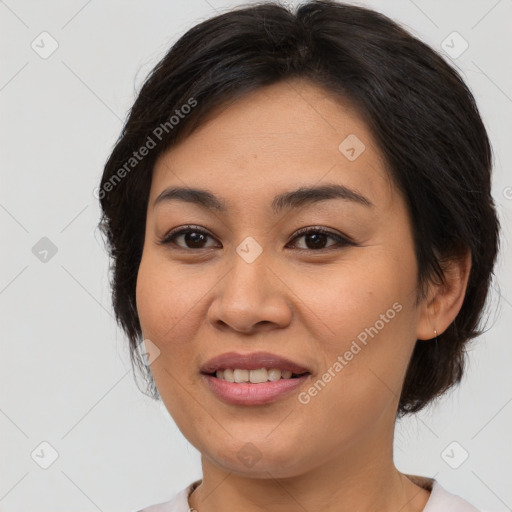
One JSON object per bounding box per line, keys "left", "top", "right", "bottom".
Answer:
{"left": 157, "top": 225, "right": 220, "bottom": 250}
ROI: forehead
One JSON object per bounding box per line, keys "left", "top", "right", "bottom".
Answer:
{"left": 151, "top": 79, "right": 394, "bottom": 210}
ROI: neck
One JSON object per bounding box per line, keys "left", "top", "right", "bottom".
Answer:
{"left": 189, "top": 428, "right": 430, "bottom": 512}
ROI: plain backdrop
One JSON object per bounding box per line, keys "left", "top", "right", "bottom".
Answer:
{"left": 1, "top": 1, "right": 511, "bottom": 511}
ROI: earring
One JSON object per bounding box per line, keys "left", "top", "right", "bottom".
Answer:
{"left": 434, "top": 329, "right": 438, "bottom": 339}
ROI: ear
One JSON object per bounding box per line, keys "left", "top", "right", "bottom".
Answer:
{"left": 416, "top": 249, "right": 472, "bottom": 340}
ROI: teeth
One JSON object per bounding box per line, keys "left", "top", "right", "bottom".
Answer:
{"left": 268, "top": 368, "right": 282, "bottom": 381}
{"left": 234, "top": 369, "right": 249, "bottom": 382}
{"left": 223, "top": 368, "right": 234, "bottom": 382}
{"left": 214, "top": 368, "right": 298, "bottom": 383}
{"left": 249, "top": 368, "right": 267, "bottom": 383}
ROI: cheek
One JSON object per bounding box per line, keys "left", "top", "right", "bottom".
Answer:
{"left": 135, "top": 251, "right": 215, "bottom": 387}
{"left": 136, "top": 255, "right": 167, "bottom": 339}
{"left": 291, "top": 249, "right": 416, "bottom": 346}
{"left": 294, "top": 248, "right": 418, "bottom": 403}
{"left": 135, "top": 253, "right": 201, "bottom": 423}
{"left": 136, "top": 252, "right": 194, "bottom": 342}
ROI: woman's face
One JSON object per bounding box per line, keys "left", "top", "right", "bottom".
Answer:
{"left": 136, "top": 80, "right": 427, "bottom": 477}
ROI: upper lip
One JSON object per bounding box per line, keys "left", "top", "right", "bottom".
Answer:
{"left": 200, "top": 351, "right": 311, "bottom": 375}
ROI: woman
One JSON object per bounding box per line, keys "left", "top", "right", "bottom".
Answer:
{"left": 98, "top": 1, "right": 500, "bottom": 511}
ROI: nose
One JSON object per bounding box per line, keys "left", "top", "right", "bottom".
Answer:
{"left": 207, "top": 250, "right": 293, "bottom": 334}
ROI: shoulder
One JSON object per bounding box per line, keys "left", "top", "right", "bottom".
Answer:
{"left": 423, "top": 479, "right": 481, "bottom": 512}
{"left": 133, "top": 480, "right": 200, "bottom": 512}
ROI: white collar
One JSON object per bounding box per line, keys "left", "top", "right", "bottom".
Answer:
{"left": 136, "top": 476, "right": 481, "bottom": 512}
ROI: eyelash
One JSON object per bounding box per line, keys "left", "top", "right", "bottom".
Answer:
{"left": 157, "top": 224, "right": 355, "bottom": 252}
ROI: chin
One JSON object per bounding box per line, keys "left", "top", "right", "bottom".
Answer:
{"left": 199, "top": 433, "right": 311, "bottom": 478}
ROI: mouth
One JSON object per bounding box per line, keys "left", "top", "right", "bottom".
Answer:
{"left": 199, "top": 351, "right": 312, "bottom": 405}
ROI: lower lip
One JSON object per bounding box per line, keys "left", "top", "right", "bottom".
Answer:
{"left": 202, "top": 374, "right": 310, "bottom": 405}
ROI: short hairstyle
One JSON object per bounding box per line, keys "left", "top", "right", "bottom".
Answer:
{"left": 98, "top": 0, "right": 500, "bottom": 416}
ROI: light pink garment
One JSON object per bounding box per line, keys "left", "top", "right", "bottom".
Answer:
{"left": 135, "top": 476, "right": 482, "bottom": 512}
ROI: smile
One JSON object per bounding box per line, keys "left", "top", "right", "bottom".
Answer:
{"left": 202, "top": 372, "right": 311, "bottom": 405}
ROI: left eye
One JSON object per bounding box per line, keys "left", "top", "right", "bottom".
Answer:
{"left": 288, "top": 227, "right": 354, "bottom": 251}
{"left": 157, "top": 225, "right": 353, "bottom": 251}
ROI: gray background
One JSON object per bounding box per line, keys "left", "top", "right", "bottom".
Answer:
{"left": 1, "top": 1, "right": 511, "bottom": 511}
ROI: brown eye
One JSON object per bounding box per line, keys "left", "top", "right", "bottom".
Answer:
{"left": 158, "top": 225, "right": 218, "bottom": 249}
{"left": 288, "top": 227, "right": 354, "bottom": 251}
{"left": 181, "top": 231, "right": 209, "bottom": 248}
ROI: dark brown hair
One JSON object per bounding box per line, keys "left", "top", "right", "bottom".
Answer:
{"left": 98, "top": 0, "right": 500, "bottom": 416}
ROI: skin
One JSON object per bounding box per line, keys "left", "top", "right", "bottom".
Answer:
{"left": 136, "top": 79, "right": 471, "bottom": 512}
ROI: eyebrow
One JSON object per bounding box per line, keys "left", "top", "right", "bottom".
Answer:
{"left": 153, "top": 183, "right": 373, "bottom": 214}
